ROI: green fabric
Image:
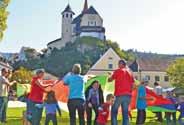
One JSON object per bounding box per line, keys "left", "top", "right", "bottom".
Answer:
{"left": 86, "top": 75, "right": 114, "bottom": 92}
{"left": 16, "top": 84, "right": 30, "bottom": 97}
{"left": 147, "top": 106, "right": 175, "bottom": 112}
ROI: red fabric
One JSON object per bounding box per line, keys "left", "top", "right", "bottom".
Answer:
{"left": 28, "top": 77, "right": 44, "bottom": 103}
{"left": 97, "top": 103, "right": 110, "bottom": 124}
{"left": 130, "top": 87, "right": 173, "bottom": 110}
{"left": 112, "top": 68, "right": 134, "bottom": 96}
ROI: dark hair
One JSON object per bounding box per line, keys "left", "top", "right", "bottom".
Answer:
{"left": 106, "top": 94, "right": 114, "bottom": 101}
{"left": 85, "top": 80, "right": 104, "bottom": 104}
{"left": 119, "top": 59, "right": 126, "bottom": 65}
{"left": 1, "top": 68, "right": 8, "bottom": 73}
{"left": 45, "top": 91, "right": 57, "bottom": 104}
{"left": 154, "top": 82, "right": 159, "bottom": 86}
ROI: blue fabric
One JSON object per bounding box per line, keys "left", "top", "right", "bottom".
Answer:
{"left": 45, "top": 103, "right": 59, "bottom": 115}
{"left": 137, "top": 85, "right": 147, "bottom": 110}
{"left": 111, "top": 95, "right": 131, "bottom": 125}
{"left": 63, "top": 74, "right": 86, "bottom": 100}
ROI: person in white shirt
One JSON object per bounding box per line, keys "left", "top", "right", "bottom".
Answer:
{"left": 0, "top": 68, "right": 16, "bottom": 123}
{"left": 154, "top": 82, "right": 163, "bottom": 122}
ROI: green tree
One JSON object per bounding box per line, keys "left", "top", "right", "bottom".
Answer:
{"left": 11, "top": 67, "right": 33, "bottom": 84}
{"left": 0, "top": 0, "right": 10, "bottom": 40}
{"left": 167, "top": 58, "right": 184, "bottom": 88}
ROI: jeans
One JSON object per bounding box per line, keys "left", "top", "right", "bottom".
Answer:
{"left": 67, "top": 99, "right": 85, "bottom": 125}
{"left": 136, "top": 109, "right": 146, "bottom": 125}
{"left": 0, "top": 96, "right": 8, "bottom": 122}
{"left": 86, "top": 103, "right": 98, "bottom": 125}
{"left": 45, "top": 114, "right": 57, "bottom": 125}
{"left": 26, "top": 99, "right": 43, "bottom": 125}
{"left": 111, "top": 95, "right": 131, "bottom": 125}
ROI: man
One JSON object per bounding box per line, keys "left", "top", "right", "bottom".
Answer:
{"left": 154, "top": 82, "right": 163, "bottom": 122}
{"left": 0, "top": 68, "right": 16, "bottom": 123}
{"left": 108, "top": 60, "right": 134, "bottom": 125}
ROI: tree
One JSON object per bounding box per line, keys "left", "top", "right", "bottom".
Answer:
{"left": 11, "top": 67, "right": 33, "bottom": 84}
{"left": 0, "top": 0, "right": 10, "bottom": 40}
{"left": 167, "top": 58, "right": 184, "bottom": 88}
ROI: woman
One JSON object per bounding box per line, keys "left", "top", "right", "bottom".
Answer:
{"left": 85, "top": 80, "right": 104, "bottom": 125}
{"left": 27, "top": 69, "right": 52, "bottom": 125}
{"left": 63, "top": 64, "right": 86, "bottom": 125}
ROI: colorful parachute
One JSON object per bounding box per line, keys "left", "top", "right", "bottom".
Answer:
{"left": 16, "top": 75, "right": 176, "bottom": 112}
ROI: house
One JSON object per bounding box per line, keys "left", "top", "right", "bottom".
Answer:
{"left": 47, "top": 0, "right": 106, "bottom": 51}
{"left": 87, "top": 48, "right": 121, "bottom": 75}
{"left": 87, "top": 48, "right": 175, "bottom": 88}
{"left": 129, "top": 58, "right": 174, "bottom": 88}
{"left": 0, "top": 55, "right": 13, "bottom": 75}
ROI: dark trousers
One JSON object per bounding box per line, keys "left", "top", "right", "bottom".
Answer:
{"left": 86, "top": 104, "right": 98, "bottom": 125}
{"left": 0, "top": 96, "right": 8, "bottom": 122}
{"left": 155, "top": 112, "right": 163, "bottom": 122}
{"left": 165, "top": 112, "right": 176, "bottom": 125}
{"left": 67, "top": 99, "right": 85, "bottom": 125}
{"left": 26, "top": 99, "right": 43, "bottom": 125}
{"left": 136, "top": 109, "right": 146, "bottom": 125}
{"left": 45, "top": 114, "right": 57, "bottom": 125}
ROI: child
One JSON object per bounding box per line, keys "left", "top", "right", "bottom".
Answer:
{"left": 96, "top": 94, "right": 114, "bottom": 125}
{"left": 85, "top": 80, "right": 104, "bottom": 125}
{"left": 36, "top": 91, "right": 61, "bottom": 125}
{"left": 136, "top": 78, "right": 151, "bottom": 125}
{"left": 165, "top": 91, "right": 177, "bottom": 125}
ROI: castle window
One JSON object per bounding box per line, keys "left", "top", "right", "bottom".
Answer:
{"left": 145, "top": 75, "right": 150, "bottom": 81}
{"left": 108, "top": 64, "right": 113, "bottom": 69}
{"left": 66, "top": 13, "right": 68, "bottom": 18}
{"left": 63, "top": 15, "right": 64, "bottom": 18}
{"left": 70, "top": 14, "right": 72, "bottom": 18}
{"left": 88, "top": 22, "right": 90, "bottom": 26}
{"left": 95, "top": 22, "right": 96, "bottom": 26}
{"left": 155, "top": 76, "right": 160, "bottom": 81}
{"left": 91, "top": 21, "right": 93, "bottom": 25}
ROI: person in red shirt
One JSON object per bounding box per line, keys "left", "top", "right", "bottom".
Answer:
{"left": 108, "top": 60, "right": 134, "bottom": 125}
{"left": 97, "top": 94, "right": 114, "bottom": 125}
{"left": 27, "top": 69, "right": 53, "bottom": 125}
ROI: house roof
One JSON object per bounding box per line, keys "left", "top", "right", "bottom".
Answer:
{"left": 72, "top": 14, "right": 83, "bottom": 24}
{"left": 129, "top": 58, "right": 174, "bottom": 72}
{"left": 62, "top": 4, "right": 75, "bottom": 15}
{"left": 83, "top": 6, "right": 99, "bottom": 15}
{"left": 47, "top": 38, "right": 61, "bottom": 46}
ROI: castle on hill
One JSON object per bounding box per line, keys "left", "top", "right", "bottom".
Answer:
{"left": 47, "top": 0, "right": 106, "bottom": 50}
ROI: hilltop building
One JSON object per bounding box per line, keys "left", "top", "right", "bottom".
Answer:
{"left": 47, "top": 0, "right": 106, "bottom": 51}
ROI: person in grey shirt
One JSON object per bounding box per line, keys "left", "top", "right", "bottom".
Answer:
{"left": 0, "top": 68, "right": 16, "bottom": 123}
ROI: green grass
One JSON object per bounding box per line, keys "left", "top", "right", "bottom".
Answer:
{"left": 6, "top": 108, "right": 180, "bottom": 125}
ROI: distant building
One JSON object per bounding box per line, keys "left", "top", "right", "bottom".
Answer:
{"left": 0, "top": 55, "right": 13, "bottom": 75}
{"left": 47, "top": 0, "right": 106, "bottom": 51}
{"left": 87, "top": 49, "right": 175, "bottom": 88}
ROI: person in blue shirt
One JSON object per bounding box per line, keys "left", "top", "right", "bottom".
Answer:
{"left": 136, "top": 78, "right": 151, "bottom": 125}
{"left": 85, "top": 80, "right": 104, "bottom": 125}
{"left": 63, "top": 64, "right": 86, "bottom": 125}
{"left": 35, "top": 91, "right": 61, "bottom": 125}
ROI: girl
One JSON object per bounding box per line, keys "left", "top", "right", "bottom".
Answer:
{"left": 85, "top": 80, "right": 104, "bottom": 125}
{"left": 35, "top": 91, "right": 61, "bottom": 125}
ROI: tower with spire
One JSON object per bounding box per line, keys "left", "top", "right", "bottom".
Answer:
{"left": 47, "top": 0, "right": 106, "bottom": 50}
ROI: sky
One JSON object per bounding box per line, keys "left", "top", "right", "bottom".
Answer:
{"left": 0, "top": 0, "right": 184, "bottom": 54}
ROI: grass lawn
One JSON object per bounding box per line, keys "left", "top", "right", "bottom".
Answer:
{"left": 6, "top": 108, "right": 180, "bottom": 125}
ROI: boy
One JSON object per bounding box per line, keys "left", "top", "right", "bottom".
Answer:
{"left": 136, "top": 78, "right": 151, "bottom": 125}
{"left": 97, "top": 94, "right": 114, "bottom": 125}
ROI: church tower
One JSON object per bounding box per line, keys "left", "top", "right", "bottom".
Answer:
{"left": 61, "top": 4, "right": 75, "bottom": 44}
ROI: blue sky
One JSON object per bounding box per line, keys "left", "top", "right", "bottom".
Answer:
{"left": 0, "top": 0, "right": 184, "bottom": 54}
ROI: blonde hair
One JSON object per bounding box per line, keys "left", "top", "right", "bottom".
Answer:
{"left": 72, "top": 64, "right": 81, "bottom": 74}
